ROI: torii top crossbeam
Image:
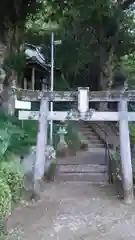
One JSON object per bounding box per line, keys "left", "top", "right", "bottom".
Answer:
{"left": 13, "top": 88, "right": 135, "bottom": 102}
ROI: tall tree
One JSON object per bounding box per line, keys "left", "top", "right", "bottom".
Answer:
{"left": 44, "top": 0, "right": 135, "bottom": 90}
{"left": 0, "top": 0, "right": 43, "bottom": 88}
{"left": 0, "top": 0, "right": 43, "bottom": 114}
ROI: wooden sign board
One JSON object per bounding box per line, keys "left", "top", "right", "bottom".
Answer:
{"left": 15, "top": 100, "right": 31, "bottom": 110}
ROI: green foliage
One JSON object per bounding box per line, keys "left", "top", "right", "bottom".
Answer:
{"left": 0, "top": 115, "right": 23, "bottom": 158}
{"left": 4, "top": 51, "right": 26, "bottom": 76}
{"left": 129, "top": 123, "right": 135, "bottom": 143}
{"left": 0, "top": 114, "right": 37, "bottom": 157}
{"left": 121, "top": 53, "right": 135, "bottom": 88}
{"left": 0, "top": 234, "right": 7, "bottom": 240}
{"left": 28, "top": 0, "right": 135, "bottom": 89}
{"left": 25, "top": 0, "right": 59, "bottom": 45}
{"left": 0, "top": 214, "right": 8, "bottom": 238}
{"left": 46, "top": 0, "right": 135, "bottom": 66}
{"left": 65, "top": 122, "right": 81, "bottom": 151}
{"left": 26, "top": 0, "right": 59, "bottom": 34}
{"left": 0, "top": 162, "right": 24, "bottom": 203}
{"left": 21, "top": 120, "right": 37, "bottom": 147}
{"left": 111, "top": 151, "right": 120, "bottom": 163}
{"left": 0, "top": 0, "right": 134, "bottom": 90}
{"left": 0, "top": 0, "right": 43, "bottom": 37}
{"left": 0, "top": 114, "right": 38, "bottom": 237}
{"left": 111, "top": 151, "right": 122, "bottom": 181}
{"left": 0, "top": 178, "right": 11, "bottom": 219}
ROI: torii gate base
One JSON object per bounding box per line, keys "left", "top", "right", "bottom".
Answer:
{"left": 15, "top": 88, "right": 135, "bottom": 204}
{"left": 119, "top": 100, "right": 134, "bottom": 204}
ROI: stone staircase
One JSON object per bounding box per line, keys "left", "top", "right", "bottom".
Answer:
{"left": 90, "top": 122, "right": 119, "bottom": 151}
{"left": 57, "top": 151, "right": 108, "bottom": 183}
{"left": 56, "top": 123, "right": 109, "bottom": 183}
{"left": 79, "top": 123, "right": 105, "bottom": 149}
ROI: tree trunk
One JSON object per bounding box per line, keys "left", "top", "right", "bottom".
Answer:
{"left": 1, "top": 75, "right": 16, "bottom": 116}
{"left": 99, "top": 47, "right": 114, "bottom": 111}
{"left": 1, "top": 25, "right": 23, "bottom": 115}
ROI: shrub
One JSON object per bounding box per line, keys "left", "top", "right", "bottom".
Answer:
{"left": 0, "top": 217, "right": 8, "bottom": 239}
{"left": 111, "top": 151, "right": 122, "bottom": 181}
{"left": 0, "top": 162, "right": 24, "bottom": 203}
{"left": 45, "top": 161, "right": 57, "bottom": 181}
{"left": 0, "top": 178, "right": 11, "bottom": 219}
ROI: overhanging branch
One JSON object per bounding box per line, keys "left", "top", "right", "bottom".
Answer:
{"left": 121, "top": 0, "right": 135, "bottom": 9}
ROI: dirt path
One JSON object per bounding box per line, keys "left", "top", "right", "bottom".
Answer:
{"left": 7, "top": 182, "right": 135, "bottom": 240}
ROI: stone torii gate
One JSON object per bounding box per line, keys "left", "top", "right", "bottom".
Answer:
{"left": 14, "top": 87, "right": 135, "bottom": 204}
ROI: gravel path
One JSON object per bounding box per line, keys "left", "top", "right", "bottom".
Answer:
{"left": 7, "top": 182, "right": 135, "bottom": 240}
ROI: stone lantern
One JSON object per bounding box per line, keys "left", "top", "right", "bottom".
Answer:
{"left": 56, "top": 123, "right": 68, "bottom": 157}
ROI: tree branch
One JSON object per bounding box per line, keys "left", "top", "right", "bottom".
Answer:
{"left": 121, "top": 0, "right": 135, "bottom": 9}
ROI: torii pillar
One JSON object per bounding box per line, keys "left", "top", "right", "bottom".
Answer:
{"left": 119, "top": 99, "right": 134, "bottom": 204}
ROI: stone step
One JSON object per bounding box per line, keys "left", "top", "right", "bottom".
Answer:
{"left": 79, "top": 126, "right": 93, "bottom": 129}
{"left": 79, "top": 128, "right": 102, "bottom": 139}
{"left": 80, "top": 130, "right": 94, "bottom": 135}
{"left": 87, "top": 138, "right": 102, "bottom": 143}
{"left": 57, "top": 172, "right": 108, "bottom": 183}
{"left": 79, "top": 125, "right": 105, "bottom": 149}
{"left": 81, "top": 140, "right": 102, "bottom": 146}
{"left": 83, "top": 133, "right": 99, "bottom": 138}
{"left": 80, "top": 127, "right": 93, "bottom": 131}
{"left": 88, "top": 144, "right": 105, "bottom": 148}
{"left": 58, "top": 164, "right": 107, "bottom": 173}
{"left": 57, "top": 151, "right": 106, "bottom": 165}
{"left": 80, "top": 138, "right": 101, "bottom": 143}
{"left": 81, "top": 133, "right": 101, "bottom": 140}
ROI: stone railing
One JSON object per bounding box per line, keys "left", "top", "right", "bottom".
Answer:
{"left": 90, "top": 122, "right": 119, "bottom": 151}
